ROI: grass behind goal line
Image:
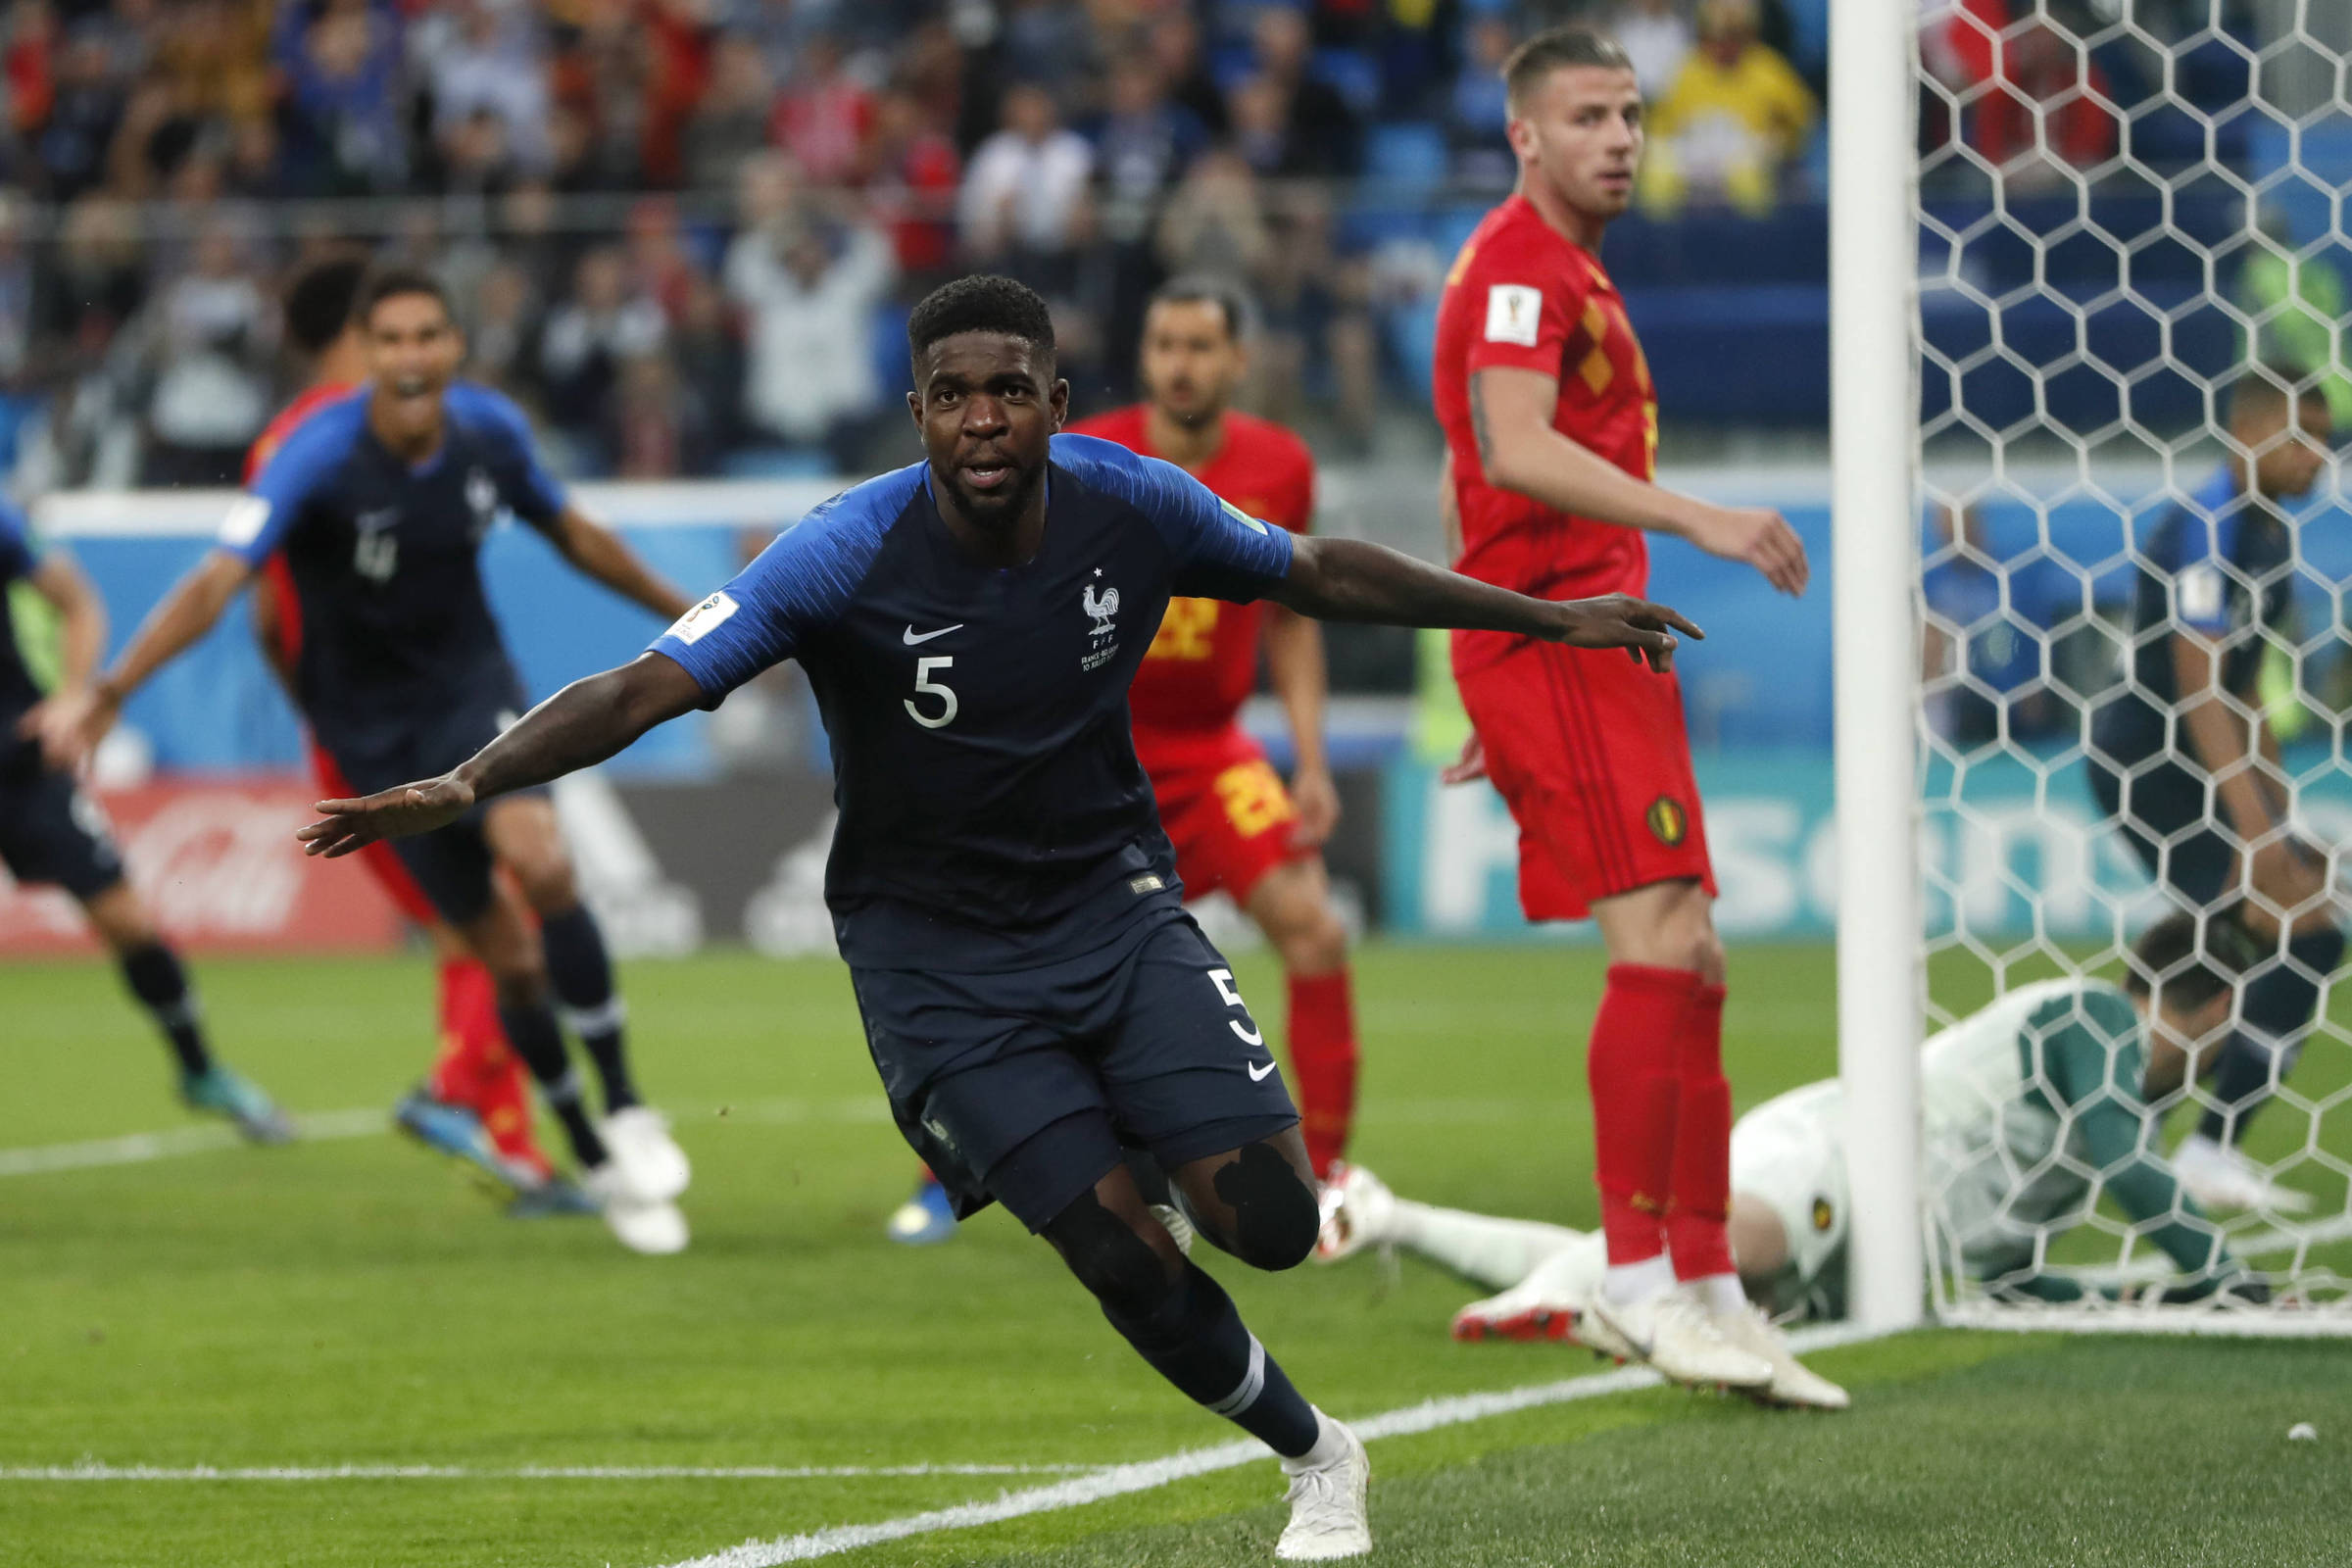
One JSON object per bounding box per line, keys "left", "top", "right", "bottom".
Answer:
{"left": 3, "top": 944, "right": 2346, "bottom": 1567}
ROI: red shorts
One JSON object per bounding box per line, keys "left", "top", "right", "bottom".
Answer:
{"left": 1453, "top": 636, "right": 1715, "bottom": 922}
{"left": 1136, "top": 726, "right": 1309, "bottom": 906}
{"left": 310, "top": 743, "right": 441, "bottom": 928}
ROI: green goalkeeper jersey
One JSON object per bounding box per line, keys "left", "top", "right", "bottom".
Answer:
{"left": 1921, "top": 977, "right": 2231, "bottom": 1298}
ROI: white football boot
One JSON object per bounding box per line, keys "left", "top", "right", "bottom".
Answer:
{"left": 1313, "top": 1163, "right": 1396, "bottom": 1263}
{"left": 1582, "top": 1286, "right": 1773, "bottom": 1391}
{"left": 2171, "top": 1135, "right": 2313, "bottom": 1214}
{"left": 1276, "top": 1414, "right": 1371, "bottom": 1561}
{"left": 600, "top": 1105, "right": 692, "bottom": 1204}
{"left": 580, "top": 1162, "right": 689, "bottom": 1255}
{"left": 1451, "top": 1244, "right": 1596, "bottom": 1344}
{"left": 1712, "top": 1303, "right": 1849, "bottom": 1410}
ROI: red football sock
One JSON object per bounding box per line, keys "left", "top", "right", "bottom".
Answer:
{"left": 429, "top": 959, "right": 556, "bottom": 1180}
{"left": 1665, "top": 982, "right": 1736, "bottom": 1282}
{"left": 1286, "top": 968, "right": 1359, "bottom": 1181}
{"left": 1589, "top": 964, "right": 1699, "bottom": 1266}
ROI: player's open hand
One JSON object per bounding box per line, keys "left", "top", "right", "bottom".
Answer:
{"left": 1289, "top": 764, "right": 1340, "bottom": 849}
{"left": 1441, "top": 733, "right": 1488, "bottom": 786}
{"left": 1686, "top": 502, "right": 1809, "bottom": 596}
{"left": 21, "top": 689, "right": 112, "bottom": 771}
{"left": 1546, "top": 594, "right": 1703, "bottom": 672}
{"left": 297, "top": 776, "right": 475, "bottom": 858}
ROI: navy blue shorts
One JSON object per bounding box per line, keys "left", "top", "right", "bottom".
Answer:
{"left": 854, "top": 911, "right": 1300, "bottom": 1231}
{"left": 323, "top": 700, "right": 545, "bottom": 928}
{"left": 0, "top": 749, "right": 125, "bottom": 901}
{"left": 2086, "top": 751, "right": 2232, "bottom": 908}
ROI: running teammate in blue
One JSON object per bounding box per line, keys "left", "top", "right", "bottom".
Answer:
{"left": 2086, "top": 369, "right": 2342, "bottom": 1214}
{"left": 4, "top": 503, "right": 291, "bottom": 1141}
{"left": 38, "top": 267, "right": 699, "bottom": 1255}
{"left": 294, "top": 275, "right": 1697, "bottom": 1562}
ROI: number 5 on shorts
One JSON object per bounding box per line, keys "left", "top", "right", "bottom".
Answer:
{"left": 1208, "top": 967, "right": 1264, "bottom": 1046}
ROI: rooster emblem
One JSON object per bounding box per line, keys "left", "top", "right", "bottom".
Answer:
{"left": 1082, "top": 582, "right": 1120, "bottom": 635}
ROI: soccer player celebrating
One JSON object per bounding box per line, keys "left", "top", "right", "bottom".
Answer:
{"left": 37, "top": 268, "right": 694, "bottom": 1253}
{"left": 1323, "top": 910, "right": 2262, "bottom": 1359}
{"left": 1076, "top": 279, "right": 1362, "bottom": 1186}
{"left": 2086, "top": 369, "right": 2341, "bottom": 1213}
{"left": 4, "top": 504, "right": 291, "bottom": 1141}
{"left": 1432, "top": 24, "right": 1816, "bottom": 1392}
{"left": 245, "top": 256, "right": 576, "bottom": 1214}
{"left": 293, "top": 274, "right": 1696, "bottom": 1561}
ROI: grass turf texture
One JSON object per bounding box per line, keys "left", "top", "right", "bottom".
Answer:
{"left": 4, "top": 943, "right": 2346, "bottom": 1567}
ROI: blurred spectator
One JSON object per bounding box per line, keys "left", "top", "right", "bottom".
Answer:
{"left": 422, "top": 0, "right": 553, "bottom": 178}
{"left": 1094, "top": 54, "right": 1207, "bottom": 221}
{"left": 959, "top": 82, "right": 1094, "bottom": 284}
{"left": 866, "top": 85, "right": 961, "bottom": 279}
{"left": 279, "top": 0, "right": 407, "bottom": 195}
{"left": 725, "top": 200, "right": 896, "bottom": 468}
{"left": 1155, "top": 146, "right": 1271, "bottom": 282}
{"left": 1249, "top": 7, "right": 1360, "bottom": 177}
{"left": 6, "top": 1, "right": 60, "bottom": 146}
{"left": 539, "top": 246, "right": 667, "bottom": 468}
{"left": 622, "top": 197, "right": 703, "bottom": 325}
{"left": 142, "top": 218, "right": 271, "bottom": 485}
{"left": 35, "top": 25, "right": 129, "bottom": 200}
{"left": 1000, "top": 0, "right": 1097, "bottom": 107}
{"left": 0, "top": 195, "right": 29, "bottom": 393}
{"left": 770, "top": 32, "right": 871, "bottom": 189}
{"left": 669, "top": 271, "right": 745, "bottom": 458}
{"left": 1612, "top": 0, "right": 1695, "bottom": 100}
{"left": 32, "top": 195, "right": 144, "bottom": 375}
{"left": 1149, "top": 11, "right": 1227, "bottom": 140}
{"left": 1252, "top": 186, "right": 1377, "bottom": 451}
{"left": 466, "top": 259, "right": 543, "bottom": 401}
{"left": 610, "top": 351, "right": 715, "bottom": 477}
{"left": 1957, "top": 11, "right": 2117, "bottom": 187}
{"left": 636, "top": 0, "right": 715, "bottom": 186}
{"left": 683, "top": 31, "right": 773, "bottom": 191}
{"left": 1641, "top": 0, "right": 1816, "bottom": 216}
{"left": 1446, "top": 17, "right": 1515, "bottom": 181}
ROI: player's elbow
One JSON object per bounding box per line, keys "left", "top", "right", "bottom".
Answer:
{"left": 1481, "top": 427, "right": 1546, "bottom": 501}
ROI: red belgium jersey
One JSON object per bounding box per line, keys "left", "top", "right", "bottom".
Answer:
{"left": 244, "top": 380, "right": 357, "bottom": 484}
{"left": 1433, "top": 194, "right": 1659, "bottom": 672}
{"left": 1065, "top": 406, "right": 1315, "bottom": 737}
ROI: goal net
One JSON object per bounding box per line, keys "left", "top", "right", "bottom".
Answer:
{"left": 1910, "top": 0, "right": 2352, "bottom": 1330}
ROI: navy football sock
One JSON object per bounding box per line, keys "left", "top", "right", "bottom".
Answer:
{"left": 120, "top": 943, "right": 213, "bottom": 1076}
{"left": 541, "top": 905, "right": 638, "bottom": 1112}
{"left": 1102, "top": 1262, "right": 1320, "bottom": 1458}
{"left": 497, "top": 999, "right": 608, "bottom": 1168}
{"left": 2197, "top": 927, "right": 2343, "bottom": 1146}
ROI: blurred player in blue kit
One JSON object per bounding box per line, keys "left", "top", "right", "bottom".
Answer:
{"left": 5, "top": 504, "right": 291, "bottom": 1140}
{"left": 292, "top": 274, "right": 1700, "bottom": 1564}
{"left": 37, "top": 268, "right": 699, "bottom": 1254}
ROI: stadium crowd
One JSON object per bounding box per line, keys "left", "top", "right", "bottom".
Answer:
{"left": 0, "top": 0, "right": 2266, "bottom": 487}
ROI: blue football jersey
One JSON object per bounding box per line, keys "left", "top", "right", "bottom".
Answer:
{"left": 2093, "top": 467, "right": 2295, "bottom": 765}
{"left": 652, "top": 433, "right": 1297, "bottom": 970}
{"left": 220, "top": 382, "right": 567, "bottom": 765}
{"left": 0, "top": 500, "right": 47, "bottom": 755}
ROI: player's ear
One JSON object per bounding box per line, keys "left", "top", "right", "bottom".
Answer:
{"left": 906, "top": 387, "right": 923, "bottom": 430}
{"left": 1049, "top": 377, "right": 1070, "bottom": 430}
{"left": 1504, "top": 112, "right": 1537, "bottom": 165}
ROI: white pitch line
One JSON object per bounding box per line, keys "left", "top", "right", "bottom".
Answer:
{"left": 1, "top": 1463, "right": 1093, "bottom": 1483}
{"left": 0, "top": 1109, "right": 389, "bottom": 1177}
{"left": 648, "top": 1321, "right": 1897, "bottom": 1568}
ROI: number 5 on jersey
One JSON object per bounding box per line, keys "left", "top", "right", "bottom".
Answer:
{"left": 905, "top": 656, "right": 957, "bottom": 728}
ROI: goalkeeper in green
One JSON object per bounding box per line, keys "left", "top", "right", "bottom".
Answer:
{"left": 1318, "top": 910, "right": 2256, "bottom": 1397}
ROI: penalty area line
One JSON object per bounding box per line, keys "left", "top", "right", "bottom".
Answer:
{"left": 648, "top": 1321, "right": 1899, "bottom": 1568}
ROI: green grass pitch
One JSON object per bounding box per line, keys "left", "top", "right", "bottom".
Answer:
{"left": 4, "top": 942, "right": 2345, "bottom": 1567}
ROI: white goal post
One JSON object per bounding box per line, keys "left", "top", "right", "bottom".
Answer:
{"left": 1863, "top": 1, "right": 2352, "bottom": 1334}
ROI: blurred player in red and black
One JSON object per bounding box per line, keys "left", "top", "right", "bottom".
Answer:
{"left": 1433, "top": 25, "right": 1829, "bottom": 1396}
{"left": 886, "top": 277, "right": 1363, "bottom": 1247}
{"left": 247, "top": 256, "right": 576, "bottom": 1212}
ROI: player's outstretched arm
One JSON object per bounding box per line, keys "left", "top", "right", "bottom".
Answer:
{"left": 35, "top": 550, "right": 252, "bottom": 768}
{"left": 1274, "top": 535, "right": 1700, "bottom": 671}
{"left": 1471, "top": 367, "right": 1809, "bottom": 595}
{"left": 297, "top": 652, "right": 704, "bottom": 858}
{"left": 546, "top": 505, "right": 695, "bottom": 621}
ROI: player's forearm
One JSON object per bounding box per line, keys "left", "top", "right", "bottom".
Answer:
{"left": 2180, "top": 693, "right": 2274, "bottom": 840}
{"left": 1262, "top": 609, "right": 1331, "bottom": 776}
{"left": 95, "top": 552, "right": 248, "bottom": 706}
{"left": 452, "top": 655, "right": 700, "bottom": 803}
{"left": 561, "top": 513, "right": 693, "bottom": 621}
{"left": 1278, "top": 536, "right": 1566, "bottom": 635}
{"left": 1486, "top": 423, "right": 1691, "bottom": 537}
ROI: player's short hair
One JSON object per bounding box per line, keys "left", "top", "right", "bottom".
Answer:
{"left": 2125, "top": 908, "right": 2259, "bottom": 1013}
{"left": 2228, "top": 365, "right": 2328, "bottom": 427}
{"left": 355, "top": 264, "right": 455, "bottom": 328}
{"left": 1147, "top": 275, "right": 1252, "bottom": 343}
{"left": 907, "top": 274, "right": 1056, "bottom": 370}
{"left": 1502, "top": 25, "right": 1635, "bottom": 115}
{"left": 283, "top": 255, "right": 370, "bottom": 356}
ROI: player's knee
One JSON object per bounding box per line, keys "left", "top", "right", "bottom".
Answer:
{"left": 1273, "top": 904, "right": 1348, "bottom": 977}
{"left": 1045, "top": 1192, "right": 1184, "bottom": 1318}
{"left": 513, "top": 857, "right": 578, "bottom": 914}
{"left": 1209, "top": 1143, "right": 1320, "bottom": 1271}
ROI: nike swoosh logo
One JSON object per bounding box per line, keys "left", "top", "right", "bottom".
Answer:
{"left": 1248, "top": 1059, "right": 1278, "bottom": 1082}
{"left": 903, "top": 623, "right": 964, "bottom": 645}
